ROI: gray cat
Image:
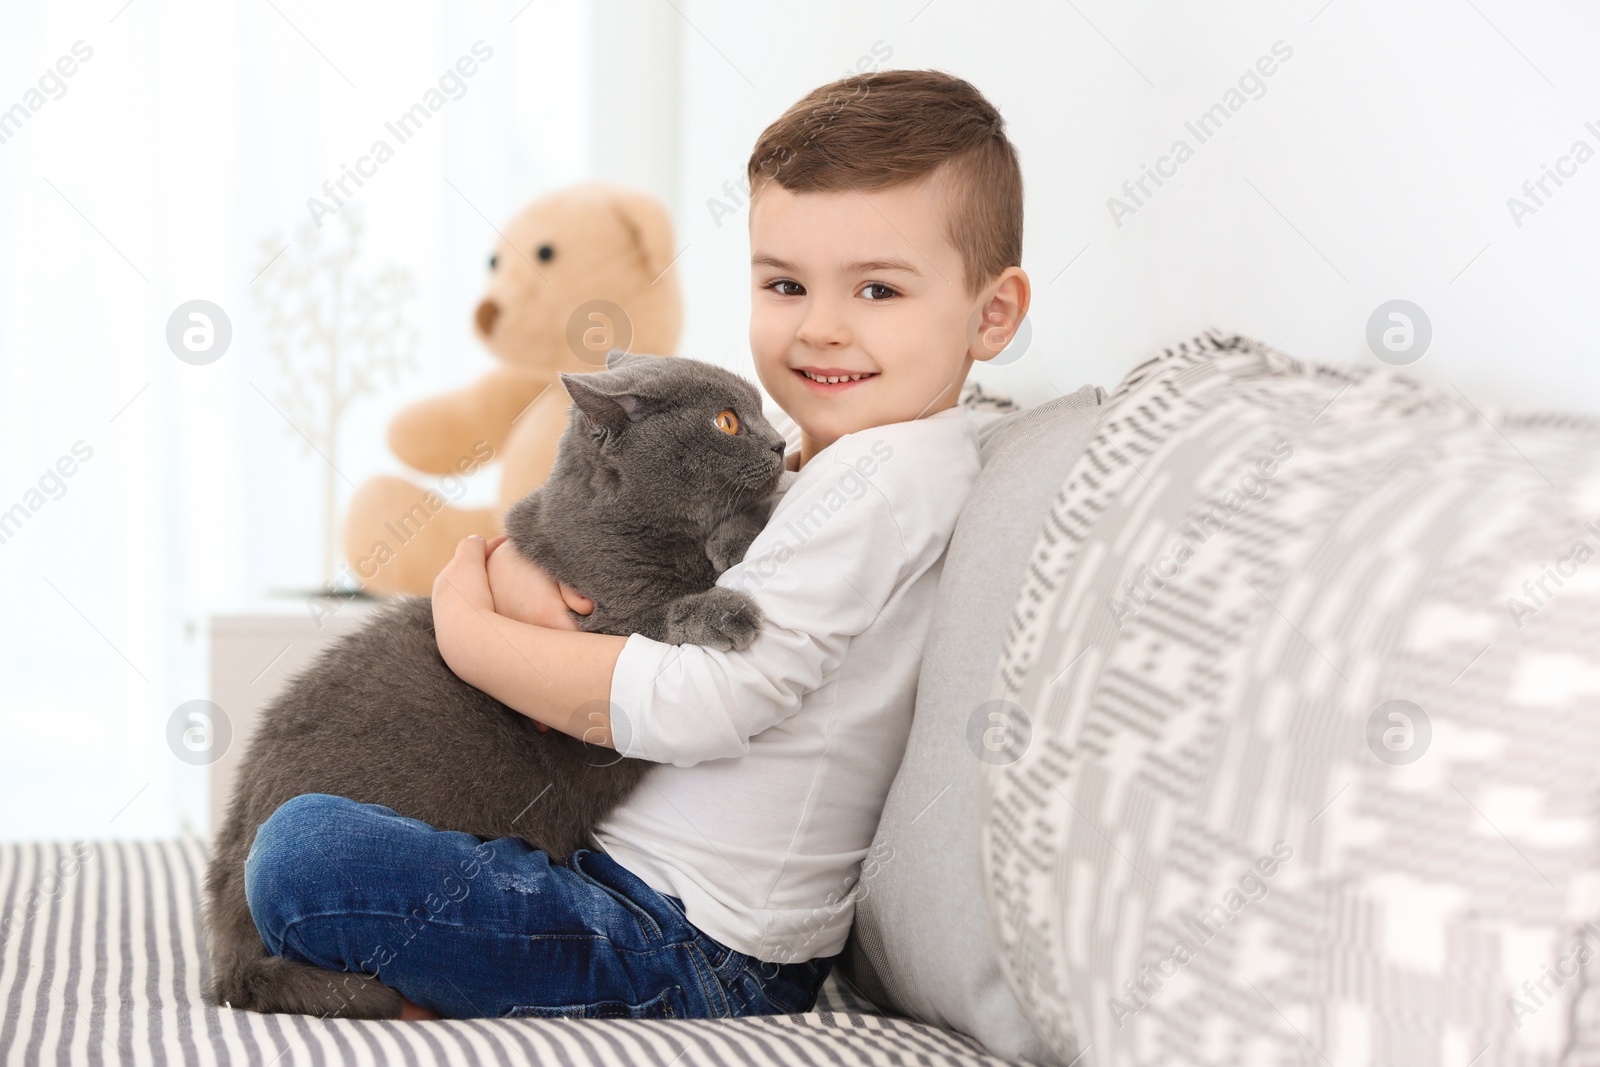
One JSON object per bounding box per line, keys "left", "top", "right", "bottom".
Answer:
{"left": 204, "top": 350, "right": 789, "bottom": 1019}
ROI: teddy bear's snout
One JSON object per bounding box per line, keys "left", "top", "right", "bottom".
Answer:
{"left": 475, "top": 299, "right": 501, "bottom": 338}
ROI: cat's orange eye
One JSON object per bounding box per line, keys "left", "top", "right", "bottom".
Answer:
{"left": 715, "top": 409, "right": 740, "bottom": 435}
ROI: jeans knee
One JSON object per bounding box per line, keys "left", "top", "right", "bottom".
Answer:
{"left": 244, "top": 793, "right": 353, "bottom": 950}
{"left": 249, "top": 793, "right": 352, "bottom": 868}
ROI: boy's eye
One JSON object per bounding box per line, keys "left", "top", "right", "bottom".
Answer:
{"left": 860, "top": 282, "right": 897, "bottom": 301}
{"left": 715, "top": 409, "right": 741, "bottom": 435}
{"left": 763, "top": 279, "right": 804, "bottom": 297}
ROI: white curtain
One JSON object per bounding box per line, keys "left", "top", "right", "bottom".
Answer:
{"left": 0, "top": 0, "right": 593, "bottom": 840}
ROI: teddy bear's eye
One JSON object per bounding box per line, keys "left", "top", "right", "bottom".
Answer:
{"left": 488, "top": 254, "right": 498, "bottom": 270}
{"left": 714, "top": 409, "right": 740, "bottom": 435}
{"left": 537, "top": 244, "right": 555, "bottom": 262}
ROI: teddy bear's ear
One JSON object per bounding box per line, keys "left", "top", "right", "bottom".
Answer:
{"left": 560, "top": 371, "right": 651, "bottom": 434}
{"left": 609, "top": 191, "right": 676, "bottom": 282}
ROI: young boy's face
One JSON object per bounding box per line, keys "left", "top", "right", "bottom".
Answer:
{"left": 748, "top": 176, "right": 1005, "bottom": 467}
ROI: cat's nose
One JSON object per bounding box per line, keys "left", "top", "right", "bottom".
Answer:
{"left": 771, "top": 439, "right": 786, "bottom": 457}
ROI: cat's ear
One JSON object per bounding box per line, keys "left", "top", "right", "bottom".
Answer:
{"left": 604, "top": 348, "right": 645, "bottom": 371}
{"left": 560, "top": 371, "right": 652, "bottom": 433}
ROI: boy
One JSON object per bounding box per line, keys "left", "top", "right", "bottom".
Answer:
{"left": 244, "top": 67, "right": 1031, "bottom": 1020}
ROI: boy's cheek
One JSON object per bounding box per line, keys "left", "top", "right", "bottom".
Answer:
{"left": 748, "top": 311, "right": 798, "bottom": 354}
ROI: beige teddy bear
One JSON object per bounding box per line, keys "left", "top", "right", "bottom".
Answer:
{"left": 342, "top": 183, "right": 682, "bottom": 596}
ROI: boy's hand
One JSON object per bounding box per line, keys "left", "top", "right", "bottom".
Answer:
{"left": 483, "top": 535, "right": 596, "bottom": 734}
{"left": 432, "top": 535, "right": 495, "bottom": 690}
{"left": 434, "top": 535, "right": 495, "bottom": 617}
{"left": 484, "top": 535, "right": 596, "bottom": 629}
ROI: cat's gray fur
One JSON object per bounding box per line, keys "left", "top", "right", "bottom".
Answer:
{"left": 204, "top": 350, "right": 789, "bottom": 1019}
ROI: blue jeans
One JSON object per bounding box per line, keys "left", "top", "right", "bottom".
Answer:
{"left": 243, "top": 793, "right": 836, "bottom": 1020}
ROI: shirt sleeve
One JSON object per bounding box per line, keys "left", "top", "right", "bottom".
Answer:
{"left": 608, "top": 457, "right": 912, "bottom": 767}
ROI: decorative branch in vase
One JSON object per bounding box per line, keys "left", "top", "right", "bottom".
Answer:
{"left": 254, "top": 209, "right": 419, "bottom": 596}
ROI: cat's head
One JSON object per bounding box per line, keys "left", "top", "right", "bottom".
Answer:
{"left": 555, "top": 350, "right": 789, "bottom": 512}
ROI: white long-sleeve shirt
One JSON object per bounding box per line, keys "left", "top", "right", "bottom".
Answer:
{"left": 591, "top": 404, "right": 983, "bottom": 964}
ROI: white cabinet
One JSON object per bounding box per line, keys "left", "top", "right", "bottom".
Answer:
{"left": 206, "top": 599, "right": 389, "bottom": 833}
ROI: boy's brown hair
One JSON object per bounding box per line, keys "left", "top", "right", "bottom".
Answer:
{"left": 746, "top": 68, "right": 1023, "bottom": 302}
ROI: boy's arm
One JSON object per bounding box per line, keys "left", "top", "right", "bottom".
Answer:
{"left": 433, "top": 535, "right": 628, "bottom": 747}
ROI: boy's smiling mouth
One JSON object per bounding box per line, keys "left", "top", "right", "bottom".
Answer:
{"left": 795, "top": 366, "right": 878, "bottom": 391}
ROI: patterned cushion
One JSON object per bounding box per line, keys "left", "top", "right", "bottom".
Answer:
{"left": 980, "top": 332, "right": 1600, "bottom": 1066}
{"left": 0, "top": 836, "right": 1032, "bottom": 1065}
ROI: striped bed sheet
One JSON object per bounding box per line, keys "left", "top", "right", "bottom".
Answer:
{"left": 0, "top": 837, "right": 1026, "bottom": 1066}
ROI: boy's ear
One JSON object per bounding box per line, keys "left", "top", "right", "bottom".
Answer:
{"left": 560, "top": 371, "right": 652, "bottom": 434}
{"left": 967, "top": 267, "right": 1032, "bottom": 361}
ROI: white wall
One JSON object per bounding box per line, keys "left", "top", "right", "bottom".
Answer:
{"left": 669, "top": 0, "right": 1600, "bottom": 417}
{"left": 588, "top": 0, "right": 680, "bottom": 207}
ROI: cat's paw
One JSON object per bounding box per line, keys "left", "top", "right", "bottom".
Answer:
{"left": 665, "top": 588, "right": 764, "bottom": 651}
